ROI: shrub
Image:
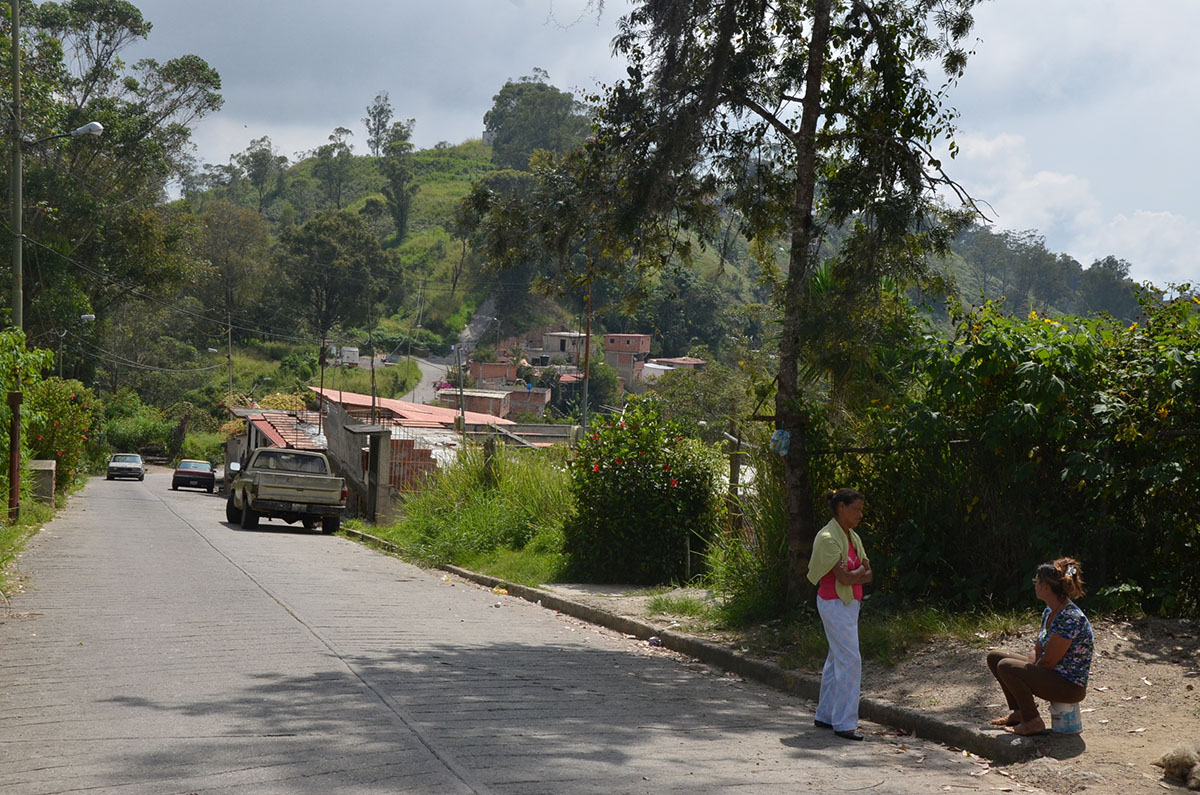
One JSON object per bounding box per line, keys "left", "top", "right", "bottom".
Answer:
{"left": 706, "top": 441, "right": 790, "bottom": 624}
{"left": 180, "top": 432, "right": 224, "bottom": 465}
{"left": 26, "top": 379, "right": 99, "bottom": 493}
{"left": 103, "top": 389, "right": 172, "bottom": 454}
{"left": 386, "top": 444, "right": 572, "bottom": 577}
{"left": 563, "top": 394, "right": 723, "bottom": 584}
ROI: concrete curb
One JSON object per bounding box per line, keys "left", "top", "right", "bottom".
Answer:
{"left": 344, "top": 528, "right": 1037, "bottom": 764}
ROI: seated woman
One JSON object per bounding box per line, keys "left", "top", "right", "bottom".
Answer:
{"left": 986, "top": 557, "right": 1094, "bottom": 736}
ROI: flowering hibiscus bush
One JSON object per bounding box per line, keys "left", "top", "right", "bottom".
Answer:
{"left": 563, "top": 394, "right": 722, "bottom": 584}
{"left": 26, "top": 379, "right": 99, "bottom": 495}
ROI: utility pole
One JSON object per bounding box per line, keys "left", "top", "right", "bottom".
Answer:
{"left": 226, "top": 310, "right": 234, "bottom": 397}
{"left": 454, "top": 344, "right": 467, "bottom": 442}
{"left": 10, "top": 0, "right": 23, "bottom": 330}
{"left": 581, "top": 275, "right": 592, "bottom": 431}
{"left": 8, "top": 1, "right": 24, "bottom": 522}
{"left": 405, "top": 278, "right": 424, "bottom": 397}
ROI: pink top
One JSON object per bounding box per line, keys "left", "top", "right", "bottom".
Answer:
{"left": 817, "top": 540, "right": 863, "bottom": 602}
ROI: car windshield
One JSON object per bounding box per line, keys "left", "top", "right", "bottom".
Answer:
{"left": 113, "top": 455, "right": 141, "bottom": 463}
{"left": 178, "top": 461, "right": 211, "bottom": 471}
{"left": 254, "top": 451, "right": 326, "bottom": 474}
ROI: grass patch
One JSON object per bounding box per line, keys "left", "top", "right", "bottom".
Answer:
{"left": 317, "top": 360, "right": 420, "bottom": 400}
{"left": 458, "top": 547, "right": 564, "bottom": 588}
{"left": 371, "top": 445, "right": 572, "bottom": 584}
{"left": 646, "top": 594, "right": 715, "bottom": 619}
{"left": 0, "top": 498, "right": 58, "bottom": 599}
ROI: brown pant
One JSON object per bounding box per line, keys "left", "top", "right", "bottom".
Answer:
{"left": 987, "top": 651, "right": 1087, "bottom": 721}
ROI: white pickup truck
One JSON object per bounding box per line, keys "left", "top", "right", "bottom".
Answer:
{"left": 225, "top": 448, "right": 347, "bottom": 533}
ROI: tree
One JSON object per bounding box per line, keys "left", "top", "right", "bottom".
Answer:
{"left": 639, "top": 268, "right": 729, "bottom": 357}
{"left": 595, "top": 0, "right": 983, "bottom": 602}
{"left": 193, "top": 200, "right": 272, "bottom": 342}
{"left": 277, "top": 210, "right": 389, "bottom": 341}
{"left": 234, "top": 136, "right": 288, "bottom": 212}
{"left": 1078, "top": 256, "right": 1140, "bottom": 321}
{"left": 311, "top": 127, "right": 355, "bottom": 209}
{"left": 363, "top": 91, "right": 393, "bottom": 157}
{"left": 8, "top": 0, "right": 223, "bottom": 345}
{"left": 379, "top": 119, "right": 418, "bottom": 240}
{"left": 483, "top": 69, "right": 593, "bottom": 170}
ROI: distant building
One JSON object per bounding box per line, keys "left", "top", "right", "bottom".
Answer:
{"left": 540, "top": 331, "right": 597, "bottom": 363}
{"left": 603, "top": 334, "right": 653, "bottom": 385}
{"left": 650, "top": 356, "right": 706, "bottom": 371}
{"left": 469, "top": 359, "right": 518, "bottom": 385}
{"left": 437, "top": 388, "right": 513, "bottom": 419}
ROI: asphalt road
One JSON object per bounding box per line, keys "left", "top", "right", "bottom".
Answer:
{"left": 1, "top": 471, "right": 1011, "bottom": 794}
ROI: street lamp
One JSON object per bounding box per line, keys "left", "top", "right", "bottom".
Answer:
{"left": 8, "top": 2, "right": 104, "bottom": 520}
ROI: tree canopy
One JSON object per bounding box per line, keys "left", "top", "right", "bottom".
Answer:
{"left": 483, "top": 69, "right": 593, "bottom": 171}
{"left": 593, "top": 0, "right": 984, "bottom": 601}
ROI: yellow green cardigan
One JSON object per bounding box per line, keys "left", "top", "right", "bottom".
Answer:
{"left": 806, "top": 517, "right": 869, "bottom": 605}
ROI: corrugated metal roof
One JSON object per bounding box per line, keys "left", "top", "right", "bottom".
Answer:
{"left": 309, "top": 387, "right": 513, "bottom": 426}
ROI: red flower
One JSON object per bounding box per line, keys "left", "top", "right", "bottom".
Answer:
{"left": 56, "top": 451, "right": 62, "bottom": 457}
{"left": 614, "top": 457, "right": 623, "bottom": 465}
{"left": 53, "top": 421, "right": 59, "bottom": 426}
{"left": 81, "top": 436, "right": 88, "bottom": 441}
{"left": 36, "top": 435, "right": 42, "bottom": 440}
{"left": 663, "top": 464, "right": 671, "bottom": 471}
{"left": 592, "top": 464, "right": 600, "bottom": 472}
{"left": 670, "top": 479, "right": 678, "bottom": 487}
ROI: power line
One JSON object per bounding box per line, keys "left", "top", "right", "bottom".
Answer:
{"left": 77, "top": 339, "right": 227, "bottom": 374}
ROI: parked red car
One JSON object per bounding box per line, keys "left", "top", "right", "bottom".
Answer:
{"left": 171, "top": 459, "right": 215, "bottom": 493}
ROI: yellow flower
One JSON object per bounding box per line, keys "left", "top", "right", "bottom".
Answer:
{"left": 1158, "top": 406, "right": 1169, "bottom": 419}
{"left": 1193, "top": 296, "right": 1200, "bottom": 305}
{"left": 1028, "top": 309, "right": 1039, "bottom": 320}
{"left": 1128, "top": 322, "right": 1138, "bottom": 330}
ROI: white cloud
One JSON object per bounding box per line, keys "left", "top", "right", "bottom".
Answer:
{"left": 949, "top": 131, "right": 1198, "bottom": 287}
{"left": 1086, "top": 212, "right": 1200, "bottom": 287}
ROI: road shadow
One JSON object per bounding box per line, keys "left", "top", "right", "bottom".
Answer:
{"left": 93, "top": 637, "right": 934, "bottom": 792}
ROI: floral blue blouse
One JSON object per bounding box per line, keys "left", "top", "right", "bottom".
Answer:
{"left": 1039, "top": 601, "right": 1094, "bottom": 687}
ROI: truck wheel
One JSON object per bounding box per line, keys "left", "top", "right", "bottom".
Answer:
{"left": 323, "top": 516, "right": 340, "bottom": 534}
{"left": 301, "top": 518, "right": 316, "bottom": 531}
{"left": 240, "top": 500, "right": 260, "bottom": 529}
{"left": 225, "top": 492, "right": 239, "bottom": 523}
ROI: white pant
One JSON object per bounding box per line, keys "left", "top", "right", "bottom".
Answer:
{"left": 815, "top": 596, "right": 862, "bottom": 732}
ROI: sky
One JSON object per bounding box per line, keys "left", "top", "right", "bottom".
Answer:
{"left": 122, "top": 0, "right": 1198, "bottom": 290}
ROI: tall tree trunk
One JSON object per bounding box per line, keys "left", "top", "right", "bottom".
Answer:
{"left": 778, "top": 0, "right": 832, "bottom": 606}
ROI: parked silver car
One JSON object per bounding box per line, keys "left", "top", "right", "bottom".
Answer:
{"left": 106, "top": 453, "right": 145, "bottom": 481}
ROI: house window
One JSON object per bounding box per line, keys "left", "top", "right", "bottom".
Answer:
{"left": 560, "top": 339, "right": 566, "bottom": 351}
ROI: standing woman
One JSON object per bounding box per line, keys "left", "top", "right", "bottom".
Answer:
{"left": 807, "top": 488, "right": 873, "bottom": 741}
{"left": 986, "top": 557, "right": 1093, "bottom": 736}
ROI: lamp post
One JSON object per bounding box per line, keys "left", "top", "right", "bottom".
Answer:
{"left": 8, "top": 2, "right": 103, "bottom": 521}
